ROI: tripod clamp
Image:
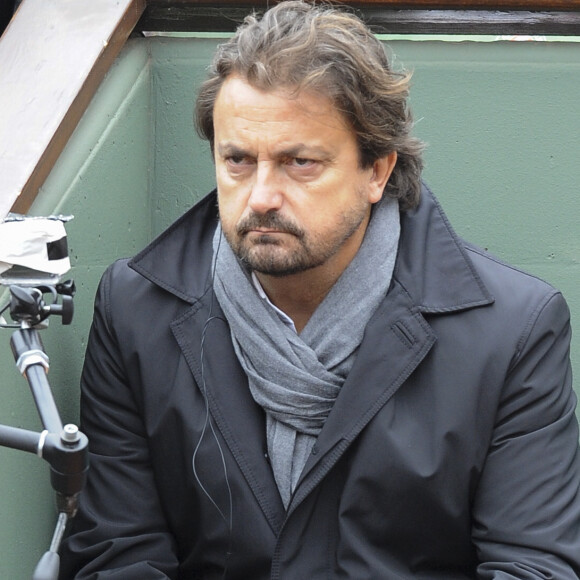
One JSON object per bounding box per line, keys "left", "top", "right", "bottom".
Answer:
{"left": 15, "top": 347, "right": 49, "bottom": 375}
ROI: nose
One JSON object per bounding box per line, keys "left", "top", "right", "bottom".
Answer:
{"left": 248, "top": 161, "right": 283, "bottom": 214}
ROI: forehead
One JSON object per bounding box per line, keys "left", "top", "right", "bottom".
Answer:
{"left": 213, "top": 76, "right": 356, "bottom": 150}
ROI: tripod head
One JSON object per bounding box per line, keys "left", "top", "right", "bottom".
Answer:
{"left": 1, "top": 280, "right": 76, "bottom": 329}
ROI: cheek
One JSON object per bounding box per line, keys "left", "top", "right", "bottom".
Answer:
{"left": 215, "top": 164, "right": 235, "bottom": 198}
{"left": 217, "top": 195, "right": 236, "bottom": 226}
{"left": 217, "top": 180, "right": 247, "bottom": 221}
{"left": 297, "top": 208, "right": 338, "bottom": 242}
{"left": 218, "top": 193, "right": 255, "bottom": 242}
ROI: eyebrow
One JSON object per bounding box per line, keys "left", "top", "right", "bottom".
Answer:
{"left": 217, "top": 142, "right": 333, "bottom": 160}
{"left": 217, "top": 143, "right": 249, "bottom": 158}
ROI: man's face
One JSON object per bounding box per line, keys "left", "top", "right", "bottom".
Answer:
{"left": 214, "top": 76, "right": 391, "bottom": 277}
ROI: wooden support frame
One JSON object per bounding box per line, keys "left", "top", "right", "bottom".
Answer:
{"left": 0, "top": 0, "right": 146, "bottom": 218}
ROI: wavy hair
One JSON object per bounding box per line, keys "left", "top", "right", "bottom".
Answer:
{"left": 195, "top": 0, "right": 424, "bottom": 210}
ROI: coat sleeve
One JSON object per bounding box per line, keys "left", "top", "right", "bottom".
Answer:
{"left": 59, "top": 264, "right": 179, "bottom": 579}
{"left": 472, "top": 290, "right": 580, "bottom": 579}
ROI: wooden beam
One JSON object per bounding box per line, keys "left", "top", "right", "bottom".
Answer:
{"left": 144, "top": 0, "right": 580, "bottom": 10}
{"left": 138, "top": 3, "right": 580, "bottom": 35}
{"left": 364, "top": 9, "right": 580, "bottom": 34}
{"left": 0, "top": 0, "right": 146, "bottom": 218}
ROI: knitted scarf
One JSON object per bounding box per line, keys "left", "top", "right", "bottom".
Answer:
{"left": 212, "top": 197, "right": 400, "bottom": 507}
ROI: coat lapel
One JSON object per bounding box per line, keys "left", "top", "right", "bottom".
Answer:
{"left": 290, "top": 185, "right": 494, "bottom": 512}
{"left": 290, "top": 280, "right": 436, "bottom": 512}
{"left": 170, "top": 295, "right": 287, "bottom": 534}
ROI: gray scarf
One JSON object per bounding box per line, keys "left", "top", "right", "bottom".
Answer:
{"left": 212, "top": 197, "right": 400, "bottom": 507}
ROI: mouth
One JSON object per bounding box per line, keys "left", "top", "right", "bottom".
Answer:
{"left": 248, "top": 228, "right": 288, "bottom": 235}
{"left": 236, "top": 213, "right": 304, "bottom": 240}
{"left": 244, "top": 229, "right": 293, "bottom": 245}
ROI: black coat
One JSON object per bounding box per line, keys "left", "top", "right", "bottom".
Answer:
{"left": 61, "top": 186, "right": 580, "bottom": 579}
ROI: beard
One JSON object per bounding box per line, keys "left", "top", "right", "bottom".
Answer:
{"left": 221, "top": 200, "right": 369, "bottom": 278}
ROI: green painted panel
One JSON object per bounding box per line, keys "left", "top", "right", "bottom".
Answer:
{"left": 0, "top": 34, "right": 579, "bottom": 578}
{"left": 149, "top": 37, "right": 219, "bottom": 234}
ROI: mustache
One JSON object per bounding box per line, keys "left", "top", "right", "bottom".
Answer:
{"left": 236, "top": 212, "right": 304, "bottom": 238}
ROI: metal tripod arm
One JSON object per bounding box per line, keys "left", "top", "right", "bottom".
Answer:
{"left": 10, "top": 326, "right": 63, "bottom": 434}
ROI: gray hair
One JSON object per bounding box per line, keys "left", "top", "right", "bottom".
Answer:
{"left": 195, "top": 0, "right": 425, "bottom": 210}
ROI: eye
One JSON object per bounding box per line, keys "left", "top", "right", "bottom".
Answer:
{"left": 223, "top": 155, "right": 256, "bottom": 177}
{"left": 226, "top": 155, "right": 253, "bottom": 166}
{"left": 289, "top": 157, "right": 316, "bottom": 168}
{"left": 284, "top": 156, "right": 326, "bottom": 181}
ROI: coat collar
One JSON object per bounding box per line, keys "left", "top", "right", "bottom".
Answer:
{"left": 396, "top": 182, "right": 493, "bottom": 313}
{"left": 129, "top": 192, "right": 220, "bottom": 304}
{"left": 129, "top": 183, "right": 494, "bottom": 314}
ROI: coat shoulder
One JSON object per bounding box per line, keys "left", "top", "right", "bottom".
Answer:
{"left": 464, "top": 241, "right": 564, "bottom": 308}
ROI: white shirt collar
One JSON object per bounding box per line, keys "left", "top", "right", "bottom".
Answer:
{"left": 251, "top": 271, "right": 297, "bottom": 333}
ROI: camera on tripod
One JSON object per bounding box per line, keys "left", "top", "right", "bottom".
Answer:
{"left": 0, "top": 213, "right": 75, "bottom": 330}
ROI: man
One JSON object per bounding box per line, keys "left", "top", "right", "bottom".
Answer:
{"left": 61, "top": 1, "right": 580, "bottom": 578}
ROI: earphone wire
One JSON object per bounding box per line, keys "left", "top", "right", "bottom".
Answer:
{"left": 192, "top": 225, "right": 234, "bottom": 578}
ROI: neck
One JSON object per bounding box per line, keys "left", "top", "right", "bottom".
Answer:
{"left": 255, "top": 268, "right": 340, "bottom": 333}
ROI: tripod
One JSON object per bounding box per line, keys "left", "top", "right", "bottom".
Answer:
{"left": 0, "top": 281, "right": 88, "bottom": 580}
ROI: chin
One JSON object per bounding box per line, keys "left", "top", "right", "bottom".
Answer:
{"left": 247, "top": 253, "right": 320, "bottom": 278}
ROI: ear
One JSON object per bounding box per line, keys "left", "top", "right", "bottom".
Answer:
{"left": 367, "top": 151, "right": 398, "bottom": 204}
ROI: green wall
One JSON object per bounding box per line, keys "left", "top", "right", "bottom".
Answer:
{"left": 0, "top": 34, "right": 579, "bottom": 578}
